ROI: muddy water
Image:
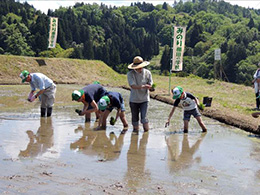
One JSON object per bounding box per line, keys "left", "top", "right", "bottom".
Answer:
{"left": 0, "top": 86, "right": 260, "bottom": 194}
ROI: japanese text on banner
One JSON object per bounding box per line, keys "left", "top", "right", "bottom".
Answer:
{"left": 172, "top": 26, "right": 186, "bottom": 71}
{"left": 48, "top": 17, "right": 58, "bottom": 48}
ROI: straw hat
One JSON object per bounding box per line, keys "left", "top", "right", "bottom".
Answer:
{"left": 128, "top": 56, "right": 150, "bottom": 69}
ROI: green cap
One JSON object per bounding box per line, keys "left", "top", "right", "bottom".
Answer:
{"left": 172, "top": 86, "right": 183, "bottom": 99}
{"left": 19, "top": 70, "right": 30, "bottom": 83}
{"left": 72, "top": 90, "right": 84, "bottom": 101}
{"left": 98, "top": 95, "right": 110, "bottom": 110}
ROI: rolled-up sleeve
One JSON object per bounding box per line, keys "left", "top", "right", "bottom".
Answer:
{"left": 147, "top": 71, "right": 153, "bottom": 85}
{"left": 127, "top": 71, "right": 136, "bottom": 86}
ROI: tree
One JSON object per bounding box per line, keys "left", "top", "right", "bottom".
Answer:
{"left": 4, "top": 24, "right": 34, "bottom": 56}
{"left": 83, "top": 40, "right": 94, "bottom": 59}
{"left": 162, "top": 2, "right": 168, "bottom": 10}
{"left": 71, "top": 47, "right": 83, "bottom": 59}
{"left": 186, "top": 20, "right": 203, "bottom": 47}
{"left": 160, "top": 45, "right": 171, "bottom": 73}
{"left": 247, "top": 17, "right": 255, "bottom": 29}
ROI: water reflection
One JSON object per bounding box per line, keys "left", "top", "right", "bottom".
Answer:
{"left": 19, "top": 118, "right": 54, "bottom": 158}
{"left": 70, "top": 124, "right": 126, "bottom": 161}
{"left": 251, "top": 139, "right": 260, "bottom": 180}
{"left": 166, "top": 133, "right": 205, "bottom": 172}
{"left": 125, "top": 132, "right": 150, "bottom": 191}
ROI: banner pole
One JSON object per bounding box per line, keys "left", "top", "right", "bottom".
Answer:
{"left": 168, "top": 25, "right": 174, "bottom": 95}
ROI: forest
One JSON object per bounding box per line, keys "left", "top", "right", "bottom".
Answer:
{"left": 0, "top": 0, "right": 260, "bottom": 85}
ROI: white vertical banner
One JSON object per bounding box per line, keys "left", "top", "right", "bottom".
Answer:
{"left": 48, "top": 17, "right": 58, "bottom": 48}
{"left": 172, "top": 26, "right": 186, "bottom": 71}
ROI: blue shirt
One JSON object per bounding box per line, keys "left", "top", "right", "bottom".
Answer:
{"left": 30, "top": 73, "right": 54, "bottom": 91}
{"left": 82, "top": 84, "right": 107, "bottom": 104}
{"left": 107, "top": 91, "right": 123, "bottom": 109}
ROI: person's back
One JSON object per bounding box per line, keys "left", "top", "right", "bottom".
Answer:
{"left": 106, "top": 91, "right": 123, "bottom": 109}
{"left": 30, "top": 73, "right": 54, "bottom": 90}
{"left": 82, "top": 84, "right": 107, "bottom": 103}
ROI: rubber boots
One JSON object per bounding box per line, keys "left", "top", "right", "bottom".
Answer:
{"left": 41, "top": 107, "right": 46, "bottom": 117}
{"left": 41, "top": 107, "right": 52, "bottom": 117}
{"left": 256, "top": 92, "right": 260, "bottom": 110}
{"left": 47, "top": 107, "right": 52, "bottom": 117}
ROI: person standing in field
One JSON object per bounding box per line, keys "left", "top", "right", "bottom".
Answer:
{"left": 252, "top": 62, "right": 260, "bottom": 110}
{"left": 19, "top": 70, "right": 56, "bottom": 117}
{"left": 165, "top": 86, "right": 207, "bottom": 133}
{"left": 72, "top": 83, "right": 107, "bottom": 122}
{"left": 127, "top": 56, "right": 153, "bottom": 133}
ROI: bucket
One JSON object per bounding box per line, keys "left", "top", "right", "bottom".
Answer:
{"left": 203, "top": 97, "right": 213, "bottom": 107}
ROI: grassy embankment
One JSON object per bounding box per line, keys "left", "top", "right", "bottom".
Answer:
{"left": 0, "top": 54, "right": 259, "bottom": 133}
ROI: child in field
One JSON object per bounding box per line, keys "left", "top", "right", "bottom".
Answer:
{"left": 97, "top": 92, "right": 128, "bottom": 130}
{"left": 72, "top": 83, "right": 107, "bottom": 122}
{"left": 165, "top": 86, "right": 207, "bottom": 133}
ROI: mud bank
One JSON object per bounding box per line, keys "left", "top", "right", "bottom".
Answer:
{"left": 122, "top": 86, "right": 260, "bottom": 135}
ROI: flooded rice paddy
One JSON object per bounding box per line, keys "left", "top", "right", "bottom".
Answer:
{"left": 0, "top": 85, "right": 260, "bottom": 194}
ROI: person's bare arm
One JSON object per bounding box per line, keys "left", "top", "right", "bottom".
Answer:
{"left": 194, "top": 97, "right": 199, "bottom": 106}
{"left": 81, "top": 101, "right": 98, "bottom": 115}
{"left": 165, "top": 106, "right": 176, "bottom": 127}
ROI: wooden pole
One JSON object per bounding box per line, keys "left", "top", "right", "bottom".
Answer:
{"left": 169, "top": 25, "right": 174, "bottom": 95}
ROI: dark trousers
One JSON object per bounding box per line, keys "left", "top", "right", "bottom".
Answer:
{"left": 129, "top": 102, "right": 149, "bottom": 126}
{"left": 256, "top": 92, "right": 260, "bottom": 109}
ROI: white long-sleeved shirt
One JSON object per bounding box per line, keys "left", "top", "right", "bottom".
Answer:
{"left": 30, "top": 73, "right": 54, "bottom": 91}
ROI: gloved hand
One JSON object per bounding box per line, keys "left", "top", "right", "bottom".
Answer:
{"left": 75, "top": 109, "right": 82, "bottom": 115}
{"left": 28, "top": 95, "right": 37, "bottom": 102}
{"left": 110, "top": 117, "right": 116, "bottom": 125}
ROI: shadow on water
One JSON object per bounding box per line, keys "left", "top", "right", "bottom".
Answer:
{"left": 165, "top": 133, "right": 206, "bottom": 173}
{"left": 19, "top": 118, "right": 54, "bottom": 158}
{"left": 125, "top": 132, "right": 150, "bottom": 192}
{"left": 70, "top": 123, "right": 126, "bottom": 162}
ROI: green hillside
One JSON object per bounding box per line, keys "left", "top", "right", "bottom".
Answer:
{"left": 0, "top": 54, "right": 127, "bottom": 86}
{"left": 1, "top": 0, "right": 260, "bottom": 85}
